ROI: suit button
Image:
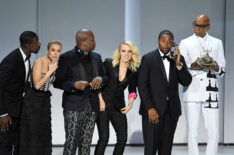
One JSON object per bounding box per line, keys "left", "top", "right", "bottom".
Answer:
{"left": 200, "top": 79, "right": 203, "bottom": 81}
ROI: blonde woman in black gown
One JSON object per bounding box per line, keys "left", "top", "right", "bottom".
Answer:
{"left": 19, "top": 40, "right": 62, "bottom": 155}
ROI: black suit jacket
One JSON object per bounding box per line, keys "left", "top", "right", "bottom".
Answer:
{"left": 0, "top": 48, "right": 27, "bottom": 117}
{"left": 53, "top": 47, "right": 108, "bottom": 112}
{"left": 101, "top": 58, "right": 137, "bottom": 111}
{"left": 138, "top": 49, "right": 192, "bottom": 118}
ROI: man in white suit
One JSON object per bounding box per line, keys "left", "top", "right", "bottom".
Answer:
{"left": 179, "top": 14, "right": 226, "bottom": 155}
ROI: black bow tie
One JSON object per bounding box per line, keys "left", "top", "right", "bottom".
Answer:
{"left": 25, "top": 54, "right": 31, "bottom": 62}
{"left": 162, "top": 55, "right": 171, "bottom": 61}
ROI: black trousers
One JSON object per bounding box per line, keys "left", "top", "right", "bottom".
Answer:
{"left": 142, "top": 108, "right": 178, "bottom": 155}
{"left": 0, "top": 117, "right": 20, "bottom": 155}
{"left": 95, "top": 110, "right": 127, "bottom": 155}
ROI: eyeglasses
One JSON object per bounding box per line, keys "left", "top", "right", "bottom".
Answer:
{"left": 192, "top": 21, "right": 209, "bottom": 29}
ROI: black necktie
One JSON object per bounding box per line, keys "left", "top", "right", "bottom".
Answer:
{"left": 162, "top": 55, "right": 171, "bottom": 61}
{"left": 25, "top": 54, "right": 31, "bottom": 62}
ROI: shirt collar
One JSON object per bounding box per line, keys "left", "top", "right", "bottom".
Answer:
{"left": 158, "top": 48, "right": 170, "bottom": 57}
{"left": 195, "top": 32, "right": 209, "bottom": 42}
{"left": 19, "top": 47, "right": 27, "bottom": 61}
{"left": 76, "top": 46, "right": 89, "bottom": 56}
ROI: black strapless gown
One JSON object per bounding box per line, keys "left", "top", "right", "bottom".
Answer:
{"left": 19, "top": 88, "right": 52, "bottom": 155}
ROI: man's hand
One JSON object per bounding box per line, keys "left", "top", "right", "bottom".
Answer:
{"left": 89, "top": 77, "right": 102, "bottom": 90}
{"left": 147, "top": 108, "right": 159, "bottom": 124}
{"left": 74, "top": 81, "right": 89, "bottom": 90}
{"left": 191, "top": 57, "right": 203, "bottom": 69}
{"left": 0, "top": 115, "right": 12, "bottom": 131}
{"left": 173, "top": 46, "right": 182, "bottom": 66}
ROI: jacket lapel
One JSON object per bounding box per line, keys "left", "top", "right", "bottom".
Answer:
{"left": 119, "top": 69, "right": 131, "bottom": 86}
{"left": 73, "top": 50, "right": 88, "bottom": 80}
{"left": 114, "top": 65, "right": 130, "bottom": 85}
{"left": 155, "top": 49, "right": 168, "bottom": 82}
{"left": 89, "top": 53, "right": 99, "bottom": 76}
{"left": 169, "top": 59, "right": 174, "bottom": 84}
{"left": 17, "top": 49, "right": 26, "bottom": 80}
{"left": 114, "top": 65, "right": 119, "bottom": 82}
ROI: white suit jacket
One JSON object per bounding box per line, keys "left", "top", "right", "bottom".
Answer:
{"left": 179, "top": 33, "right": 225, "bottom": 103}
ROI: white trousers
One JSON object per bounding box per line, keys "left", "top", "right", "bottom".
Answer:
{"left": 184, "top": 102, "right": 219, "bottom": 155}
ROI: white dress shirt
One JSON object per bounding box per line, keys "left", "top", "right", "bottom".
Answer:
{"left": 19, "top": 47, "right": 30, "bottom": 82}
{"left": 159, "top": 49, "right": 170, "bottom": 81}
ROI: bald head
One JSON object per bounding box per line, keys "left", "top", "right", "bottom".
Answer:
{"left": 195, "top": 14, "right": 210, "bottom": 25}
{"left": 76, "top": 29, "right": 96, "bottom": 52}
{"left": 76, "top": 29, "right": 93, "bottom": 43}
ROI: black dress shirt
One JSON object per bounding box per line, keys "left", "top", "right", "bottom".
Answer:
{"left": 77, "top": 48, "right": 95, "bottom": 82}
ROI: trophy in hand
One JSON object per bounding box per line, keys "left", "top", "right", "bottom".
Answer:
{"left": 198, "top": 49, "right": 217, "bottom": 68}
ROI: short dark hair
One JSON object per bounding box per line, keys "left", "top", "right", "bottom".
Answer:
{"left": 20, "top": 31, "right": 38, "bottom": 48}
{"left": 158, "top": 30, "right": 174, "bottom": 40}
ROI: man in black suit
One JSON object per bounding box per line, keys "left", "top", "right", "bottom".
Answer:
{"left": 54, "top": 29, "right": 108, "bottom": 155}
{"left": 0, "top": 31, "right": 41, "bottom": 155}
{"left": 138, "top": 30, "right": 192, "bottom": 155}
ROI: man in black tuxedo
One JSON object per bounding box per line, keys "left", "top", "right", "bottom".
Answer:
{"left": 0, "top": 31, "right": 41, "bottom": 155}
{"left": 138, "top": 30, "right": 192, "bottom": 155}
{"left": 54, "top": 29, "right": 108, "bottom": 155}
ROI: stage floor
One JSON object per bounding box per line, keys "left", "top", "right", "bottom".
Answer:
{"left": 52, "top": 145, "right": 234, "bottom": 155}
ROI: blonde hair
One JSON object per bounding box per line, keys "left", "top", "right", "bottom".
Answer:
{"left": 47, "top": 40, "right": 62, "bottom": 50}
{"left": 112, "top": 41, "right": 140, "bottom": 72}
